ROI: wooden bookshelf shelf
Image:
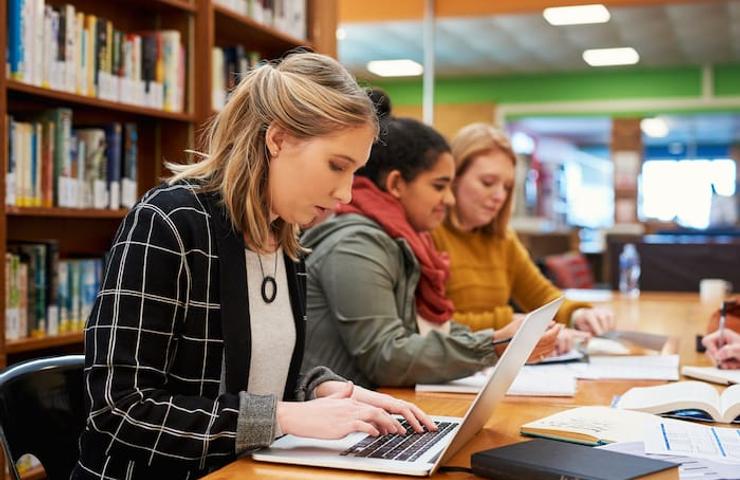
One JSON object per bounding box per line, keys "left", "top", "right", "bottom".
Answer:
{"left": 6, "top": 332, "right": 84, "bottom": 355}
{"left": 213, "top": 4, "right": 312, "bottom": 54}
{"left": 151, "top": 0, "right": 197, "bottom": 13}
{"left": 0, "top": 1, "right": 338, "bottom": 477}
{"left": 7, "top": 80, "right": 194, "bottom": 122}
{"left": 6, "top": 207, "right": 129, "bottom": 219}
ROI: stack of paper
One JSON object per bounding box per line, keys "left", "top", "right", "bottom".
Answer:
{"left": 599, "top": 442, "right": 740, "bottom": 479}
{"left": 530, "top": 355, "right": 679, "bottom": 381}
{"left": 681, "top": 366, "right": 740, "bottom": 385}
{"left": 415, "top": 366, "right": 576, "bottom": 397}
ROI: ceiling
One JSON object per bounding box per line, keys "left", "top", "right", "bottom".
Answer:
{"left": 508, "top": 113, "right": 740, "bottom": 146}
{"left": 339, "top": 0, "right": 740, "bottom": 77}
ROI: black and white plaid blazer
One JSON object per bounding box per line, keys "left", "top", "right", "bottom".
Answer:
{"left": 72, "top": 182, "right": 312, "bottom": 479}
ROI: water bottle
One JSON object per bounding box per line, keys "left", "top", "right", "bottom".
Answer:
{"left": 619, "top": 243, "right": 641, "bottom": 298}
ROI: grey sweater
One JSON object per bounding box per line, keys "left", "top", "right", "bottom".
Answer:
{"left": 301, "top": 214, "right": 499, "bottom": 388}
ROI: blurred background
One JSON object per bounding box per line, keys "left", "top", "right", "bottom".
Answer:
{"left": 337, "top": 0, "right": 740, "bottom": 292}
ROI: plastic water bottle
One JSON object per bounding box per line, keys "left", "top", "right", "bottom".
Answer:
{"left": 619, "top": 243, "right": 641, "bottom": 298}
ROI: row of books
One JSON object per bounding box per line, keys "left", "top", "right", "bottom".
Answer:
{"left": 5, "top": 241, "right": 103, "bottom": 341}
{"left": 212, "top": 46, "right": 262, "bottom": 111}
{"left": 6, "top": 0, "right": 186, "bottom": 112}
{"left": 5, "top": 108, "right": 139, "bottom": 210}
{"left": 215, "top": 0, "right": 307, "bottom": 40}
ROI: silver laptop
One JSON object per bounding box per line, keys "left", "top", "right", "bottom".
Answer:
{"left": 252, "top": 297, "right": 564, "bottom": 476}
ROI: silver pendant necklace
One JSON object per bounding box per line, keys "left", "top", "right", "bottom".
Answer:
{"left": 257, "top": 251, "right": 279, "bottom": 303}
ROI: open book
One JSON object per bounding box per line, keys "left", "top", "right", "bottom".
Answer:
{"left": 520, "top": 406, "right": 663, "bottom": 445}
{"left": 615, "top": 381, "right": 740, "bottom": 424}
{"left": 681, "top": 366, "right": 740, "bottom": 385}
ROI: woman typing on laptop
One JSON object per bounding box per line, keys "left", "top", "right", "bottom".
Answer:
{"left": 72, "top": 53, "right": 434, "bottom": 480}
{"left": 302, "top": 112, "right": 560, "bottom": 389}
{"left": 431, "top": 123, "right": 616, "bottom": 355}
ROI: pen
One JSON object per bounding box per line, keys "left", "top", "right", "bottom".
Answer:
{"left": 492, "top": 337, "right": 513, "bottom": 346}
{"left": 718, "top": 301, "right": 727, "bottom": 349}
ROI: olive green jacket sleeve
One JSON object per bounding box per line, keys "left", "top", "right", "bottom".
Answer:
{"left": 315, "top": 230, "right": 498, "bottom": 387}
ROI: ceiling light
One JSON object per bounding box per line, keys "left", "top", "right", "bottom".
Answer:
{"left": 641, "top": 118, "right": 669, "bottom": 138}
{"left": 582, "top": 47, "right": 639, "bottom": 67}
{"left": 543, "top": 4, "right": 610, "bottom": 26}
{"left": 335, "top": 28, "right": 346, "bottom": 40}
{"left": 367, "top": 59, "right": 423, "bottom": 77}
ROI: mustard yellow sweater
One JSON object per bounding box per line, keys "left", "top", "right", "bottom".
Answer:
{"left": 432, "top": 223, "right": 589, "bottom": 331}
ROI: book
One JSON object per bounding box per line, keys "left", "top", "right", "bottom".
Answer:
{"left": 521, "top": 406, "right": 666, "bottom": 445}
{"left": 615, "top": 381, "right": 740, "bottom": 424}
{"left": 681, "top": 366, "right": 740, "bottom": 385}
{"left": 471, "top": 439, "right": 678, "bottom": 480}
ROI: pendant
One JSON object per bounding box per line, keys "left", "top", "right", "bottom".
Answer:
{"left": 261, "top": 276, "right": 277, "bottom": 303}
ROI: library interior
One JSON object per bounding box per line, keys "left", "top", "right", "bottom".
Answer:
{"left": 1, "top": 0, "right": 740, "bottom": 479}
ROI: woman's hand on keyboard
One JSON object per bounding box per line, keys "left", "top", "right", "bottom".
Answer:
{"left": 277, "top": 382, "right": 406, "bottom": 439}
{"left": 349, "top": 384, "right": 438, "bottom": 434}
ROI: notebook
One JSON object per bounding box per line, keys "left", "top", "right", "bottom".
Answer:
{"left": 520, "top": 406, "right": 666, "bottom": 446}
{"left": 614, "top": 381, "right": 740, "bottom": 424}
{"left": 471, "top": 439, "right": 678, "bottom": 480}
{"left": 681, "top": 366, "right": 740, "bottom": 385}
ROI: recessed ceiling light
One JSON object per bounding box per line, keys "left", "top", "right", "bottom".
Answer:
{"left": 543, "top": 4, "right": 610, "bottom": 26}
{"left": 367, "top": 59, "right": 423, "bottom": 77}
{"left": 582, "top": 47, "right": 639, "bottom": 67}
{"left": 641, "top": 118, "right": 669, "bottom": 138}
{"left": 335, "top": 28, "right": 346, "bottom": 40}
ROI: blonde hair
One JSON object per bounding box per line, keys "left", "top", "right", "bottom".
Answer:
{"left": 167, "top": 52, "right": 377, "bottom": 259}
{"left": 448, "top": 123, "right": 517, "bottom": 238}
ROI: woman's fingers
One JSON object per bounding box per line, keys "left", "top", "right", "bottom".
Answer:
{"left": 408, "top": 403, "right": 437, "bottom": 432}
{"left": 351, "top": 420, "right": 380, "bottom": 437}
{"left": 360, "top": 405, "right": 404, "bottom": 436}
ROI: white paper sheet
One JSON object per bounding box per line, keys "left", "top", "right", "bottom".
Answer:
{"left": 599, "top": 441, "right": 740, "bottom": 479}
{"left": 415, "top": 366, "right": 576, "bottom": 396}
{"left": 644, "top": 421, "right": 740, "bottom": 464}
{"left": 530, "top": 355, "right": 679, "bottom": 381}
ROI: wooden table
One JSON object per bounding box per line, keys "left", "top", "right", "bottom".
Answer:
{"left": 205, "top": 292, "right": 717, "bottom": 479}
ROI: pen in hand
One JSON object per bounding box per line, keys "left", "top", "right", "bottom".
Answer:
{"left": 718, "top": 301, "right": 727, "bottom": 350}
{"left": 492, "top": 337, "right": 513, "bottom": 347}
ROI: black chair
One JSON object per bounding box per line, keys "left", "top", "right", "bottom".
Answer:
{"left": 0, "top": 355, "right": 85, "bottom": 480}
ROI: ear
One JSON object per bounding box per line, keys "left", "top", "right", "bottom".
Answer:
{"left": 384, "top": 170, "right": 404, "bottom": 199}
{"left": 265, "top": 123, "right": 286, "bottom": 158}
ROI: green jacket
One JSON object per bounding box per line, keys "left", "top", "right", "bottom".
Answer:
{"left": 301, "top": 214, "right": 499, "bottom": 388}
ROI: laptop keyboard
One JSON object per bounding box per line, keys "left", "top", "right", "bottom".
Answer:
{"left": 340, "top": 420, "right": 456, "bottom": 462}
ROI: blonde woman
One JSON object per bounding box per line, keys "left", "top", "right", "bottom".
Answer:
{"left": 73, "top": 53, "right": 434, "bottom": 480}
{"left": 432, "top": 123, "right": 615, "bottom": 353}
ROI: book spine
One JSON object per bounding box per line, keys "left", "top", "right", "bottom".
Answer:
{"left": 8, "top": 0, "right": 24, "bottom": 79}
{"left": 105, "top": 123, "right": 122, "bottom": 209}
{"left": 58, "top": 260, "right": 69, "bottom": 333}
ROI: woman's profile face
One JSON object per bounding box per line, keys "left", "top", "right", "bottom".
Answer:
{"left": 392, "top": 152, "right": 456, "bottom": 233}
{"left": 267, "top": 124, "right": 376, "bottom": 226}
{"left": 453, "top": 150, "right": 514, "bottom": 230}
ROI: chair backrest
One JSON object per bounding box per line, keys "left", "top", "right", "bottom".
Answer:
{"left": 543, "top": 251, "right": 595, "bottom": 289}
{"left": 0, "top": 355, "right": 85, "bottom": 480}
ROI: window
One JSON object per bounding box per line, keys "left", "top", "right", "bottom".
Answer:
{"left": 640, "top": 159, "right": 736, "bottom": 229}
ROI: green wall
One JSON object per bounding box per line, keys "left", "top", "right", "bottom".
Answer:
{"left": 369, "top": 64, "right": 740, "bottom": 110}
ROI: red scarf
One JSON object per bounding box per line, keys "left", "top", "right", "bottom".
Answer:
{"left": 336, "top": 177, "right": 454, "bottom": 324}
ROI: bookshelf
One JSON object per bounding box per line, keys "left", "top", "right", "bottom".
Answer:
{"left": 0, "top": 0, "right": 337, "bottom": 477}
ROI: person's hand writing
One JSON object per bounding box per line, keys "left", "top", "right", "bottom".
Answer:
{"left": 572, "top": 307, "right": 615, "bottom": 336}
{"left": 527, "top": 323, "right": 561, "bottom": 363}
{"left": 277, "top": 382, "right": 405, "bottom": 439}
{"left": 553, "top": 328, "right": 591, "bottom": 355}
{"left": 315, "top": 381, "right": 437, "bottom": 433}
{"left": 703, "top": 329, "right": 740, "bottom": 369}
